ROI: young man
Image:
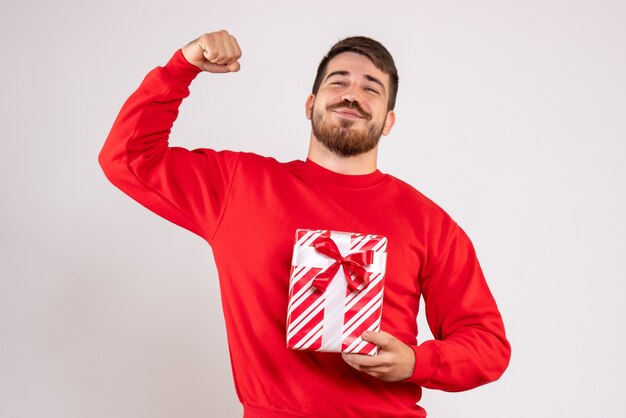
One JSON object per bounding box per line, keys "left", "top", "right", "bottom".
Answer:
{"left": 100, "top": 30, "right": 510, "bottom": 418}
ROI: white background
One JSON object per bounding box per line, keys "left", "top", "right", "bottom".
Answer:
{"left": 1, "top": 1, "right": 625, "bottom": 417}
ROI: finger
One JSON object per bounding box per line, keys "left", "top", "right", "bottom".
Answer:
{"left": 361, "top": 330, "right": 394, "bottom": 349}
{"left": 210, "top": 33, "right": 229, "bottom": 64}
{"left": 216, "top": 36, "right": 233, "bottom": 65}
{"left": 200, "top": 61, "right": 233, "bottom": 73}
{"left": 200, "top": 31, "right": 227, "bottom": 63}
{"left": 342, "top": 352, "right": 388, "bottom": 368}
{"left": 218, "top": 33, "right": 241, "bottom": 67}
{"left": 342, "top": 355, "right": 393, "bottom": 377}
{"left": 218, "top": 30, "right": 239, "bottom": 64}
{"left": 201, "top": 35, "right": 220, "bottom": 63}
{"left": 200, "top": 56, "right": 239, "bottom": 73}
{"left": 229, "top": 35, "right": 242, "bottom": 61}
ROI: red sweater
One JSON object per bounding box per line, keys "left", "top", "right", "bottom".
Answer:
{"left": 99, "top": 50, "right": 511, "bottom": 418}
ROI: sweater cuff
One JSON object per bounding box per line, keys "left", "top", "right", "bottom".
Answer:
{"left": 405, "top": 341, "right": 441, "bottom": 384}
{"left": 162, "top": 49, "right": 202, "bottom": 83}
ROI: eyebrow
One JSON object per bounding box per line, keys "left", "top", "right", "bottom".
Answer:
{"left": 325, "top": 70, "right": 386, "bottom": 93}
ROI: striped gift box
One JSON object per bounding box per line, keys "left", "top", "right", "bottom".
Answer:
{"left": 286, "top": 229, "right": 388, "bottom": 356}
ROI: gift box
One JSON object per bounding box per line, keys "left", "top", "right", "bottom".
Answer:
{"left": 286, "top": 229, "right": 388, "bottom": 356}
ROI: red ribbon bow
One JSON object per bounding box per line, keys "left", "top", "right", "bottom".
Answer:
{"left": 312, "top": 236, "right": 374, "bottom": 292}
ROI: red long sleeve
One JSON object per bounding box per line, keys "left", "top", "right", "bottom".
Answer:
{"left": 100, "top": 50, "right": 510, "bottom": 418}
{"left": 99, "top": 49, "right": 240, "bottom": 241}
{"left": 409, "top": 223, "right": 511, "bottom": 390}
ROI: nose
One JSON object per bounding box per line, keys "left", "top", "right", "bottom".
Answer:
{"left": 341, "top": 92, "right": 358, "bottom": 104}
{"left": 340, "top": 83, "right": 363, "bottom": 104}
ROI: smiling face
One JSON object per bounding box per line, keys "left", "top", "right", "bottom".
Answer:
{"left": 306, "top": 52, "right": 396, "bottom": 157}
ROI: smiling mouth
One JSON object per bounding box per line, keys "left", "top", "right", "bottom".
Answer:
{"left": 327, "top": 100, "right": 371, "bottom": 120}
{"left": 332, "top": 108, "right": 365, "bottom": 119}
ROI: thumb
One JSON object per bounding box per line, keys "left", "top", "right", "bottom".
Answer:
{"left": 227, "top": 61, "right": 241, "bottom": 72}
{"left": 361, "top": 330, "right": 394, "bottom": 349}
{"left": 199, "top": 60, "right": 240, "bottom": 73}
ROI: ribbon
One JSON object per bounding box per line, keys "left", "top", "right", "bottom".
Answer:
{"left": 312, "top": 236, "right": 374, "bottom": 292}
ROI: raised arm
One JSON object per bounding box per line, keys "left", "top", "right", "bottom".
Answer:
{"left": 99, "top": 31, "right": 243, "bottom": 242}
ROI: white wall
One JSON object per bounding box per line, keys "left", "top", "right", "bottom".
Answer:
{"left": 1, "top": 1, "right": 624, "bottom": 417}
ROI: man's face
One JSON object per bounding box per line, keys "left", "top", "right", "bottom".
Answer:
{"left": 306, "top": 52, "right": 395, "bottom": 157}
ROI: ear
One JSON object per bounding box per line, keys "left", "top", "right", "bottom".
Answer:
{"left": 305, "top": 94, "right": 315, "bottom": 120}
{"left": 382, "top": 110, "right": 396, "bottom": 136}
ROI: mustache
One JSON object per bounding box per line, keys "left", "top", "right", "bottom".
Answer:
{"left": 327, "top": 100, "right": 371, "bottom": 120}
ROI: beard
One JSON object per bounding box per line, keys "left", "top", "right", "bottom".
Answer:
{"left": 311, "top": 101, "right": 385, "bottom": 157}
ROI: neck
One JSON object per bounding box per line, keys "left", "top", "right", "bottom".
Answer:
{"left": 306, "top": 134, "right": 378, "bottom": 175}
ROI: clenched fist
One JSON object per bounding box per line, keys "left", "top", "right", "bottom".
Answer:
{"left": 181, "top": 30, "right": 242, "bottom": 73}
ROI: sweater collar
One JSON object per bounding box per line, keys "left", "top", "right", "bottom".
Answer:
{"left": 293, "top": 158, "right": 389, "bottom": 189}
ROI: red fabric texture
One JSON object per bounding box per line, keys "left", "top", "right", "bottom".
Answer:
{"left": 99, "top": 49, "right": 511, "bottom": 418}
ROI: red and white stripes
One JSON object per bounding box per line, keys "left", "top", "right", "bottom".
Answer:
{"left": 286, "top": 229, "right": 387, "bottom": 355}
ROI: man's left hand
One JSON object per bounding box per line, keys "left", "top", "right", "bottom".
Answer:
{"left": 342, "top": 330, "right": 416, "bottom": 382}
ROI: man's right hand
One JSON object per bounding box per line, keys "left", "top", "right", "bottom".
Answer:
{"left": 181, "top": 30, "right": 242, "bottom": 73}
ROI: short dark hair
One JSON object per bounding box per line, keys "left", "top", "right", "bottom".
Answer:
{"left": 312, "top": 36, "right": 399, "bottom": 110}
